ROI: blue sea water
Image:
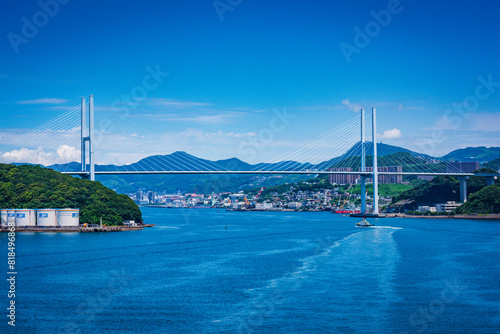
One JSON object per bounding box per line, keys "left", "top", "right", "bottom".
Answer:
{"left": 1, "top": 208, "right": 499, "bottom": 333}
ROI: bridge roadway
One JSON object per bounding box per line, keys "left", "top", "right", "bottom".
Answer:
{"left": 62, "top": 171, "right": 499, "bottom": 177}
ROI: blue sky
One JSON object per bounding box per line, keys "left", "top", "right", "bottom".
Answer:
{"left": 1, "top": 0, "right": 499, "bottom": 165}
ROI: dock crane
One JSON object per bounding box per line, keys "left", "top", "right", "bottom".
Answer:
{"left": 243, "top": 187, "right": 266, "bottom": 209}
{"left": 253, "top": 187, "right": 266, "bottom": 204}
{"left": 340, "top": 184, "right": 353, "bottom": 210}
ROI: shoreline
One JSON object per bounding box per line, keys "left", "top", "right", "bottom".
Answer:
{"left": 143, "top": 206, "right": 500, "bottom": 220}
{"left": 385, "top": 214, "right": 500, "bottom": 220}
{"left": 0, "top": 224, "right": 156, "bottom": 233}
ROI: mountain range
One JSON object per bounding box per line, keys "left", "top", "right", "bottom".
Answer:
{"left": 44, "top": 144, "right": 500, "bottom": 193}
{"left": 441, "top": 146, "right": 500, "bottom": 163}
{"left": 51, "top": 142, "right": 428, "bottom": 173}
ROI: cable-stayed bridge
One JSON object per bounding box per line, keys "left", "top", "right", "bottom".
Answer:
{"left": 2, "top": 95, "right": 498, "bottom": 214}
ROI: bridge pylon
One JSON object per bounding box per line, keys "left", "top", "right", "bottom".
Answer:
{"left": 360, "top": 108, "right": 366, "bottom": 214}
{"left": 80, "top": 95, "right": 95, "bottom": 181}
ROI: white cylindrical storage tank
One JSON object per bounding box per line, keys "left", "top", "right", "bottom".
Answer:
{"left": 15, "top": 209, "right": 37, "bottom": 227}
{"left": 1, "top": 209, "right": 7, "bottom": 227}
{"left": 57, "top": 209, "right": 80, "bottom": 227}
{"left": 7, "top": 209, "right": 16, "bottom": 225}
{"left": 37, "top": 209, "right": 57, "bottom": 227}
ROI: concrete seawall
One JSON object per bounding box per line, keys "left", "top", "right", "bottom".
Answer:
{"left": 1, "top": 224, "right": 155, "bottom": 233}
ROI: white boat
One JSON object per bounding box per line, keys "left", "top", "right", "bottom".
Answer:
{"left": 356, "top": 217, "right": 374, "bottom": 227}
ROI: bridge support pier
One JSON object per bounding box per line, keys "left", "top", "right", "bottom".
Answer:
{"left": 360, "top": 176, "right": 366, "bottom": 213}
{"left": 485, "top": 176, "right": 497, "bottom": 186}
{"left": 360, "top": 108, "right": 366, "bottom": 214}
{"left": 372, "top": 107, "right": 379, "bottom": 214}
{"left": 458, "top": 176, "right": 469, "bottom": 203}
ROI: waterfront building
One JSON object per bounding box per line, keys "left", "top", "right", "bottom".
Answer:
{"left": 418, "top": 205, "right": 437, "bottom": 213}
{"left": 435, "top": 201, "right": 462, "bottom": 213}
{"left": 255, "top": 203, "right": 273, "bottom": 210}
{"left": 288, "top": 202, "right": 303, "bottom": 210}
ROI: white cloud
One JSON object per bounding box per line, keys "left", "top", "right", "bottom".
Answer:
{"left": 430, "top": 111, "right": 500, "bottom": 132}
{"left": 470, "top": 113, "right": 500, "bottom": 132}
{"left": 379, "top": 128, "right": 402, "bottom": 139}
{"left": 168, "top": 114, "right": 235, "bottom": 124}
{"left": 0, "top": 145, "right": 81, "bottom": 165}
{"left": 130, "top": 111, "right": 246, "bottom": 124}
{"left": 342, "top": 99, "right": 362, "bottom": 112}
{"left": 56, "top": 145, "right": 81, "bottom": 162}
{"left": 17, "top": 98, "right": 68, "bottom": 105}
{"left": 179, "top": 128, "right": 257, "bottom": 141}
{"left": 147, "top": 98, "right": 210, "bottom": 108}
{"left": 1, "top": 147, "right": 54, "bottom": 165}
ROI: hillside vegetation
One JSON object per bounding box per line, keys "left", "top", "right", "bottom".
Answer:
{"left": 442, "top": 146, "right": 500, "bottom": 162}
{"left": 391, "top": 176, "right": 460, "bottom": 205}
{"left": 456, "top": 184, "right": 500, "bottom": 214}
{"left": 392, "top": 174, "right": 499, "bottom": 209}
{"left": 0, "top": 164, "right": 142, "bottom": 225}
{"left": 483, "top": 158, "right": 500, "bottom": 171}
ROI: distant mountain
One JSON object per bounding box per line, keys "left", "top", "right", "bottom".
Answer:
{"left": 316, "top": 142, "right": 433, "bottom": 170}
{"left": 41, "top": 144, "right": 500, "bottom": 194}
{"left": 47, "top": 151, "right": 311, "bottom": 193}
{"left": 442, "top": 146, "right": 500, "bottom": 163}
{"left": 214, "top": 157, "right": 254, "bottom": 171}
{"left": 344, "top": 141, "right": 431, "bottom": 158}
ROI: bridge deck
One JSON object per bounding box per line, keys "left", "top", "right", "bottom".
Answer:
{"left": 61, "top": 171, "right": 499, "bottom": 177}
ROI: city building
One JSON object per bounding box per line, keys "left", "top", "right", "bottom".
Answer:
{"left": 435, "top": 201, "right": 462, "bottom": 213}
{"left": 365, "top": 166, "right": 403, "bottom": 184}
{"left": 288, "top": 202, "right": 303, "bottom": 210}
{"left": 327, "top": 167, "right": 358, "bottom": 185}
{"left": 328, "top": 166, "right": 403, "bottom": 185}
{"left": 446, "top": 161, "right": 480, "bottom": 173}
{"left": 417, "top": 206, "right": 437, "bottom": 213}
{"left": 255, "top": 203, "right": 273, "bottom": 210}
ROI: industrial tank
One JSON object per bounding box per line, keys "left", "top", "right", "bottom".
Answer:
{"left": 37, "top": 209, "right": 57, "bottom": 227}
{"left": 1, "top": 209, "right": 7, "bottom": 227}
{"left": 7, "top": 209, "right": 16, "bottom": 225}
{"left": 15, "top": 209, "right": 37, "bottom": 227}
{"left": 56, "top": 209, "right": 80, "bottom": 227}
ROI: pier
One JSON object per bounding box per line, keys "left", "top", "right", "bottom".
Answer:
{"left": 0, "top": 224, "right": 155, "bottom": 233}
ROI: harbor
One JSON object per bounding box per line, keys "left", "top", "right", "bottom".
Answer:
{"left": 0, "top": 224, "right": 155, "bottom": 232}
{"left": 1, "top": 207, "right": 154, "bottom": 232}
{"left": 6, "top": 207, "right": 499, "bottom": 333}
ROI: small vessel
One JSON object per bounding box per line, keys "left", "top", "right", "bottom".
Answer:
{"left": 356, "top": 214, "right": 374, "bottom": 228}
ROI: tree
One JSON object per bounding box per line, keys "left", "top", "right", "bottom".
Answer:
{"left": 0, "top": 163, "right": 142, "bottom": 224}
{"left": 455, "top": 184, "right": 500, "bottom": 214}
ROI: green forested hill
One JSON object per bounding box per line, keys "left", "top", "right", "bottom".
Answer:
{"left": 483, "top": 158, "right": 500, "bottom": 171}
{"left": 456, "top": 184, "right": 500, "bottom": 214}
{"left": 442, "top": 146, "right": 500, "bottom": 163}
{"left": 0, "top": 164, "right": 142, "bottom": 225}
{"left": 391, "top": 176, "right": 460, "bottom": 205}
{"left": 391, "top": 174, "right": 499, "bottom": 211}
